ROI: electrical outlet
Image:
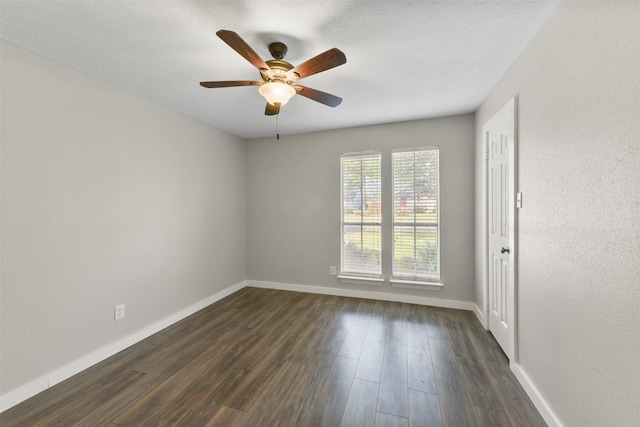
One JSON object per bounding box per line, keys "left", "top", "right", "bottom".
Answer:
{"left": 330, "top": 266, "right": 337, "bottom": 276}
{"left": 114, "top": 304, "right": 125, "bottom": 321}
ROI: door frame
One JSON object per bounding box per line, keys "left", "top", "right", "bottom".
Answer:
{"left": 482, "top": 96, "right": 518, "bottom": 362}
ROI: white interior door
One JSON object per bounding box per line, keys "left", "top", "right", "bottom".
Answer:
{"left": 484, "top": 98, "right": 516, "bottom": 360}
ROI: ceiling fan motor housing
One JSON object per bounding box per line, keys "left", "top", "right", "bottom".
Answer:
{"left": 262, "top": 59, "right": 296, "bottom": 83}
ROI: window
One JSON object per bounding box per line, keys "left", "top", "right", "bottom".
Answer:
{"left": 340, "top": 153, "right": 382, "bottom": 278}
{"left": 392, "top": 149, "right": 440, "bottom": 282}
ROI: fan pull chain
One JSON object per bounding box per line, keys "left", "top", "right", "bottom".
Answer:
{"left": 276, "top": 112, "right": 280, "bottom": 140}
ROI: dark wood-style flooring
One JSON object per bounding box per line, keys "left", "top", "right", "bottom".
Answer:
{"left": 1, "top": 287, "right": 546, "bottom": 426}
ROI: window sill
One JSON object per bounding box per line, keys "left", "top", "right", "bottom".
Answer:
{"left": 338, "top": 275, "right": 384, "bottom": 286}
{"left": 389, "top": 279, "right": 444, "bottom": 291}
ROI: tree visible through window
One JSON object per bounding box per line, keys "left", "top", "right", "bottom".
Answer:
{"left": 393, "top": 149, "right": 440, "bottom": 281}
{"left": 340, "top": 153, "right": 382, "bottom": 277}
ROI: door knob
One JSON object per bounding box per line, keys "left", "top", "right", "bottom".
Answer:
{"left": 501, "top": 247, "right": 511, "bottom": 254}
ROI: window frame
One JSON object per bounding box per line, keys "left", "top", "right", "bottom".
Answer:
{"left": 339, "top": 152, "right": 383, "bottom": 280}
{"left": 391, "top": 147, "right": 441, "bottom": 284}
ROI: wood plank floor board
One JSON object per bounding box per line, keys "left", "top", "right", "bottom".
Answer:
{"left": 67, "top": 370, "right": 186, "bottom": 426}
{"left": 127, "top": 330, "right": 218, "bottom": 375}
{"left": 11, "top": 369, "right": 146, "bottom": 427}
{"left": 338, "top": 315, "right": 371, "bottom": 359}
{"left": 341, "top": 378, "right": 380, "bottom": 427}
{"left": 68, "top": 342, "right": 245, "bottom": 426}
{"left": 374, "top": 411, "right": 409, "bottom": 427}
{"left": 407, "top": 389, "right": 443, "bottom": 427}
{"left": 354, "top": 325, "right": 386, "bottom": 383}
{"left": 203, "top": 405, "right": 249, "bottom": 427}
{"left": 377, "top": 319, "right": 409, "bottom": 417}
{"left": 457, "top": 354, "right": 505, "bottom": 411}
{"left": 242, "top": 360, "right": 311, "bottom": 426}
{"left": 282, "top": 355, "right": 358, "bottom": 427}
{"left": 53, "top": 370, "right": 147, "bottom": 426}
{"left": 441, "top": 309, "right": 506, "bottom": 363}
{"left": 228, "top": 290, "right": 308, "bottom": 338}
{"left": 440, "top": 308, "right": 482, "bottom": 360}
{"left": 225, "top": 302, "right": 310, "bottom": 370}
{"left": 1, "top": 288, "right": 546, "bottom": 427}
{"left": 407, "top": 315, "right": 437, "bottom": 395}
{"left": 0, "top": 337, "right": 160, "bottom": 427}
{"left": 221, "top": 353, "right": 294, "bottom": 412}
{"left": 324, "top": 295, "right": 357, "bottom": 330}
{"left": 428, "top": 336, "right": 480, "bottom": 427}
{"left": 482, "top": 359, "right": 548, "bottom": 427}
{"left": 157, "top": 301, "right": 232, "bottom": 338}
{"left": 469, "top": 404, "right": 514, "bottom": 427}
{"left": 424, "top": 306, "right": 447, "bottom": 339}
{"left": 460, "top": 311, "right": 508, "bottom": 363}
{"left": 310, "top": 356, "right": 359, "bottom": 427}
{"left": 303, "top": 327, "right": 349, "bottom": 365}
{"left": 112, "top": 342, "right": 235, "bottom": 426}
{"left": 212, "top": 295, "right": 299, "bottom": 340}
{"left": 170, "top": 367, "right": 250, "bottom": 426}
{"left": 222, "top": 302, "right": 323, "bottom": 412}
{"left": 354, "top": 308, "right": 388, "bottom": 383}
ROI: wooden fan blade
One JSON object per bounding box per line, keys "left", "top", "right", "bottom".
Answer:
{"left": 216, "top": 30, "right": 270, "bottom": 72}
{"left": 200, "top": 80, "right": 261, "bottom": 88}
{"left": 293, "top": 85, "right": 342, "bottom": 107}
{"left": 265, "top": 102, "right": 280, "bottom": 116}
{"left": 287, "top": 48, "right": 346, "bottom": 81}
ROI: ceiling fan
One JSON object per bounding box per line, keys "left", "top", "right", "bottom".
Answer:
{"left": 200, "top": 30, "right": 347, "bottom": 116}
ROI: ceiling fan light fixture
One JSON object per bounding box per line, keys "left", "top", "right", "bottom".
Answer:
{"left": 259, "top": 81, "right": 296, "bottom": 107}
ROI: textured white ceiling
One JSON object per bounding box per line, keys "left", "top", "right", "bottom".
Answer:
{"left": 1, "top": 1, "right": 559, "bottom": 139}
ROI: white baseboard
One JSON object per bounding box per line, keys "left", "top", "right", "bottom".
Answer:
{"left": 510, "top": 361, "right": 564, "bottom": 427}
{"left": 473, "top": 303, "right": 488, "bottom": 329}
{"left": 0, "top": 280, "right": 247, "bottom": 412}
{"left": 246, "top": 280, "right": 476, "bottom": 311}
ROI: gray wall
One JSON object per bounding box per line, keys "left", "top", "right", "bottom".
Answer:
{"left": 246, "top": 114, "right": 475, "bottom": 303}
{"left": 1, "top": 42, "right": 246, "bottom": 395}
{"left": 474, "top": 2, "right": 640, "bottom": 426}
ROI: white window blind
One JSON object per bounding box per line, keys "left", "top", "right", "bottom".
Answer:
{"left": 392, "top": 149, "right": 440, "bottom": 282}
{"left": 340, "top": 153, "right": 382, "bottom": 278}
